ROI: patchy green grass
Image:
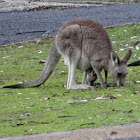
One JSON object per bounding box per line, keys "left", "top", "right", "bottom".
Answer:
{"left": 0, "top": 24, "right": 140, "bottom": 138}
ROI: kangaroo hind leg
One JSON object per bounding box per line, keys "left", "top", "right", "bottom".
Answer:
{"left": 66, "top": 49, "right": 81, "bottom": 89}
{"left": 67, "top": 61, "right": 94, "bottom": 89}
{"left": 67, "top": 63, "right": 94, "bottom": 89}
{"left": 67, "top": 59, "right": 77, "bottom": 89}
{"left": 66, "top": 52, "right": 93, "bottom": 89}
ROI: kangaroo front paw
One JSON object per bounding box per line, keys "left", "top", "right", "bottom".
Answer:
{"left": 104, "top": 84, "right": 108, "bottom": 89}
{"left": 101, "top": 83, "right": 105, "bottom": 88}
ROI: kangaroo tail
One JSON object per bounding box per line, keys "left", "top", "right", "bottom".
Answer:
{"left": 128, "top": 60, "right": 140, "bottom": 67}
{"left": 3, "top": 40, "right": 61, "bottom": 89}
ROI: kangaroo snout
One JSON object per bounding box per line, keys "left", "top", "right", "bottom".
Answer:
{"left": 116, "top": 76, "right": 126, "bottom": 87}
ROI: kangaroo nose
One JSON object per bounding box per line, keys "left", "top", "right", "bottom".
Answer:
{"left": 120, "top": 83, "right": 124, "bottom": 87}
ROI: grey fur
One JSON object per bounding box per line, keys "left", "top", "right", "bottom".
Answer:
{"left": 3, "top": 19, "right": 132, "bottom": 89}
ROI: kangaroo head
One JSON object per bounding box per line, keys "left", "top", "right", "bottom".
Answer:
{"left": 110, "top": 49, "right": 132, "bottom": 86}
{"left": 86, "top": 68, "right": 97, "bottom": 86}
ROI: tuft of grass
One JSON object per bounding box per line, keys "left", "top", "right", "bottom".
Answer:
{"left": 0, "top": 24, "right": 140, "bottom": 138}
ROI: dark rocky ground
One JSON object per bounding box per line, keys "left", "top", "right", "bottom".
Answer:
{"left": 0, "top": 3, "right": 140, "bottom": 45}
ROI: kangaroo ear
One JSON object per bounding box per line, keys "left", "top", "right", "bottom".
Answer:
{"left": 128, "top": 60, "right": 140, "bottom": 66}
{"left": 121, "top": 49, "right": 132, "bottom": 63}
{"left": 111, "top": 51, "right": 120, "bottom": 65}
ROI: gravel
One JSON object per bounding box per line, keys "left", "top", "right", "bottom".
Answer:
{"left": 0, "top": 3, "right": 140, "bottom": 45}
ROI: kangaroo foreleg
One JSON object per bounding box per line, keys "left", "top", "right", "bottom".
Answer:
{"left": 82, "top": 72, "right": 88, "bottom": 85}
{"left": 104, "top": 70, "right": 108, "bottom": 88}
{"left": 92, "top": 66, "right": 105, "bottom": 87}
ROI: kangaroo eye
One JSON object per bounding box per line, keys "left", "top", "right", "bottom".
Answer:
{"left": 118, "top": 73, "right": 122, "bottom": 77}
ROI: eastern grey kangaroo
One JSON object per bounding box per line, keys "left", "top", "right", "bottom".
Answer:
{"left": 3, "top": 19, "right": 132, "bottom": 89}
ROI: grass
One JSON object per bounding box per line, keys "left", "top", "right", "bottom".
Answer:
{"left": 0, "top": 24, "right": 140, "bottom": 138}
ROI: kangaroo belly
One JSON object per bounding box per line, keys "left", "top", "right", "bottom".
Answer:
{"left": 77, "top": 55, "right": 91, "bottom": 71}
